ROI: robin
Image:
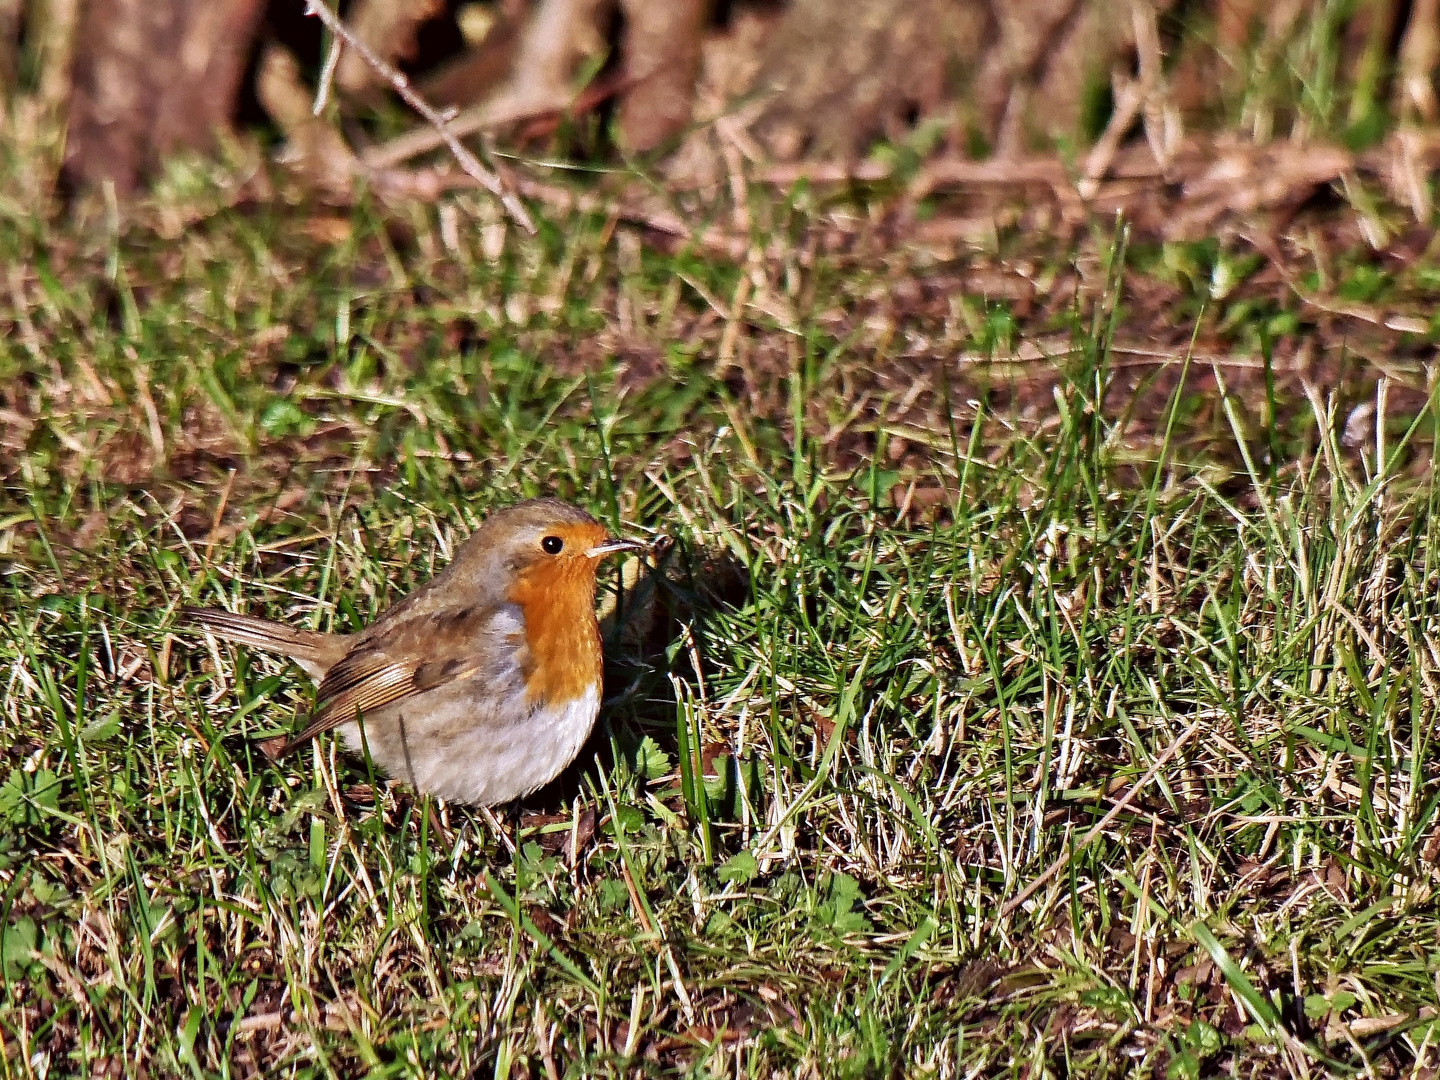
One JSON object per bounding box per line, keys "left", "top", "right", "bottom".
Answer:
{"left": 186, "top": 498, "right": 645, "bottom": 805}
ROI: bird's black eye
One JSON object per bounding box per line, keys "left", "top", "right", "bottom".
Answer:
{"left": 541, "top": 535, "right": 564, "bottom": 555}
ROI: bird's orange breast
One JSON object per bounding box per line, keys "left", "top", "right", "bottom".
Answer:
{"left": 506, "top": 556, "right": 604, "bottom": 707}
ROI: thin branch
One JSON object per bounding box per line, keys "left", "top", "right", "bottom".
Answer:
{"left": 313, "top": 33, "right": 343, "bottom": 116}
{"left": 302, "top": 0, "right": 536, "bottom": 233}
{"left": 998, "top": 719, "right": 1201, "bottom": 920}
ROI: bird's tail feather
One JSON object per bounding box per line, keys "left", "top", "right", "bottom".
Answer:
{"left": 183, "top": 607, "right": 342, "bottom": 679}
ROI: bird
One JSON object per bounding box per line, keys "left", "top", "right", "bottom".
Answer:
{"left": 185, "top": 498, "right": 645, "bottom": 805}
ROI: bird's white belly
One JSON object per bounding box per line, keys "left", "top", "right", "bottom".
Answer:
{"left": 338, "top": 684, "right": 601, "bottom": 806}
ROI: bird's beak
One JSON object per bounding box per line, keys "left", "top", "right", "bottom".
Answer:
{"left": 586, "top": 537, "right": 647, "bottom": 559}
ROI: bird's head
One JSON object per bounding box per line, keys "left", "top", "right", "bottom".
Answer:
{"left": 445, "top": 498, "right": 644, "bottom": 607}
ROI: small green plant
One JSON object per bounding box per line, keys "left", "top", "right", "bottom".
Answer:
{"left": 1166, "top": 1020, "right": 1223, "bottom": 1080}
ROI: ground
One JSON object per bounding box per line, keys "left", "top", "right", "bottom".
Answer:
{"left": 3, "top": 173, "right": 1440, "bottom": 1077}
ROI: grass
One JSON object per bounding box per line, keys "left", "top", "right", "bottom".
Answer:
{"left": 4, "top": 183, "right": 1440, "bottom": 1078}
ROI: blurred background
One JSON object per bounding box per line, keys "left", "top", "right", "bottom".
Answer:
{"left": 2, "top": 0, "right": 1438, "bottom": 226}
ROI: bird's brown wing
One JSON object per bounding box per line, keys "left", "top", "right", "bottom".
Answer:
{"left": 281, "top": 601, "right": 526, "bottom": 752}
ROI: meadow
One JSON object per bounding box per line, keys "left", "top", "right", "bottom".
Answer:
{"left": 3, "top": 182, "right": 1440, "bottom": 1077}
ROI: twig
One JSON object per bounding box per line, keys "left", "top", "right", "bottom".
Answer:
{"left": 620, "top": 858, "right": 656, "bottom": 936}
{"left": 1396, "top": 0, "right": 1440, "bottom": 123}
{"left": 302, "top": 0, "right": 536, "bottom": 233}
{"left": 1132, "top": 0, "right": 1180, "bottom": 167}
{"left": 998, "top": 719, "right": 1201, "bottom": 919}
{"left": 1239, "top": 227, "right": 1431, "bottom": 334}
{"left": 1079, "top": 75, "right": 1145, "bottom": 198}
{"left": 313, "top": 34, "right": 343, "bottom": 116}
{"left": 364, "top": 97, "right": 541, "bottom": 170}
{"left": 362, "top": 68, "right": 637, "bottom": 172}
{"left": 479, "top": 805, "right": 517, "bottom": 856}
